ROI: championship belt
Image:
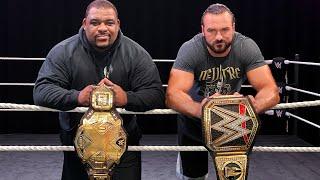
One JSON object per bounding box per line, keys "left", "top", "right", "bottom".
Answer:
{"left": 74, "top": 85, "right": 127, "bottom": 180}
{"left": 202, "top": 95, "right": 260, "bottom": 180}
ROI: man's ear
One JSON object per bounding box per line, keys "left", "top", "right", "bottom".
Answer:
{"left": 201, "top": 25, "right": 204, "bottom": 35}
{"left": 82, "top": 18, "right": 86, "bottom": 30}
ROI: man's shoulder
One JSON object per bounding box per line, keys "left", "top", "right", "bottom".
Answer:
{"left": 120, "top": 35, "right": 151, "bottom": 58}
{"left": 183, "top": 33, "right": 203, "bottom": 48}
{"left": 231, "top": 32, "right": 265, "bottom": 68}
{"left": 232, "top": 32, "right": 260, "bottom": 55}
{"left": 178, "top": 33, "right": 206, "bottom": 59}
{"left": 233, "top": 32, "right": 251, "bottom": 45}
{"left": 53, "top": 34, "right": 80, "bottom": 50}
{"left": 47, "top": 34, "right": 81, "bottom": 59}
{"left": 121, "top": 35, "right": 144, "bottom": 50}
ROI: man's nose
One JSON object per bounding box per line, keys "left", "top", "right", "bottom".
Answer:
{"left": 98, "top": 23, "right": 108, "bottom": 32}
{"left": 215, "top": 31, "right": 223, "bottom": 41}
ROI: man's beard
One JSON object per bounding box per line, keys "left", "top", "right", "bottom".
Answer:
{"left": 206, "top": 40, "right": 231, "bottom": 54}
{"left": 95, "top": 43, "right": 111, "bottom": 51}
{"left": 93, "top": 40, "right": 113, "bottom": 52}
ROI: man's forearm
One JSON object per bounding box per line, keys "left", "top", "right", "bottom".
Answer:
{"left": 166, "top": 91, "right": 202, "bottom": 118}
{"left": 33, "top": 83, "right": 80, "bottom": 111}
{"left": 125, "top": 88, "right": 165, "bottom": 112}
{"left": 254, "top": 87, "right": 280, "bottom": 113}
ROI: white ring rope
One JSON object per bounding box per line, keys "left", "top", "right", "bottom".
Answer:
{"left": 0, "top": 145, "right": 319, "bottom": 153}
{"left": 0, "top": 57, "right": 45, "bottom": 61}
{"left": 285, "top": 60, "right": 320, "bottom": 66}
{"left": 286, "top": 112, "right": 320, "bottom": 129}
{"left": 264, "top": 110, "right": 274, "bottom": 116}
{"left": 271, "top": 100, "right": 320, "bottom": 109}
{"left": 1, "top": 100, "right": 320, "bottom": 114}
{"left": 153, "top": 59, "right": 174, "bottom": 62}
{"left": 262, "top": 108, "right": 320, "bottom": 129}
{"left": 260, "top": 110, "right": 320, "bottom": 130}
{"left": 0, "top": 103, "right": 178, "bottom": 114}
{"left": 265, "top": 60, "right": 274, "bottom": 64}
{"left": 0, "top": 83, "right": 35, "bottom": 86}
{"left": 0, "top": 57, "right": 273, "bottom": 62}
{"left": 241, "top": 85, "right": 252, "bottom": 88}
{"left": 0, "top": 57, "right": 176, "bottom": 62}
{"left": 286, "top": 86, "right": 320, "bottom": 97}
{"left": 0, "top": 83, "right": 169, "bottom": 87}
{"left": 5, "top": 57, "right": 319, "bottom": 67}
{"left": 0, "top": 83, "right": 253, "bottom": 89}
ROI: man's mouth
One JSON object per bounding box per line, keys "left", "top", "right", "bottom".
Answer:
{"left": 96, "top": 34, "right": 110, "bottom": 40}
{"left": 215, "top": 43, "right": 224, "bottom": 48}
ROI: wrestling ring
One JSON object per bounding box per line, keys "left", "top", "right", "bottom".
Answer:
{"left": 0, "top": 56, "right": 320, "bottom": 179}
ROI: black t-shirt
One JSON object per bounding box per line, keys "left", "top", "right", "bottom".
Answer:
{"left": 173, "top": 32, "right": 265, "bottom": 139}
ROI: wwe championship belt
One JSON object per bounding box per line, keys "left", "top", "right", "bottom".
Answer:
{"left": 202, "top": 95, "right": 260, "bottom": 180}
{"left": 74, "top": 85, "right": 127, "bottom": 180}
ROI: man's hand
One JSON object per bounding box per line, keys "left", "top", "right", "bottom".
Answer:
{"left": 196, "top": 92, "right": 243, "bottom": 118}
{"left": 99, "top": 78, "right": 128, "bottom": 107}
{"left": 247, "top": 65, "right": 280, "bottom": 114}
{"left": 78, "top": 85, "right": 94, "bottom": 106}
{"left": 247, "top": 95, "right": 259, "bottom": 113}
{"left": 195, "top": 92, "right": 222, "bottom": 118}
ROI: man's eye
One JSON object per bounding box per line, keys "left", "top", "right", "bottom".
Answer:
{"left": 207, "top": 29, "right": 216, "bottom": 34}
{"left": 106, "top": 21, "right": 115, "bottom": 26}
{"left": 91, "top": 21, "right": 100, "bottom": 26}
{"left": 221, "top": 28, "right": 229, "bottom": 33}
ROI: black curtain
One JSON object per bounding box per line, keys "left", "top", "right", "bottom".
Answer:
{"left": 1, "top": 0, "right": 320, "bottom": 145}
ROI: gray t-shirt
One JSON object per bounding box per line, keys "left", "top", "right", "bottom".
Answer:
{"left": 173, "top": 32, "right": 265, "bottom": 102}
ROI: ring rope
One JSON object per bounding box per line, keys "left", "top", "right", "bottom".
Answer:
{"left": 1, "top": 100, "right": 320, "bottom": 114}
{"left": 271, "top": 100, "right": 320, "bottom": 109}
{"left": 0, "top": 145, "right": 319, "bottom": 153}
{"left": 4, "top": 109, "right": 318, "bottom": 130}
{"left": 0, "top": 57, "right": 45, "bottom": 61}
{"left": 0, "top": 103, "right": 178, "bottom": 114}
{"left": 0, "top": 57, "right": 175, "bottom": 62}
{"left": 3, "top": 57, "right": 320, "bottom": 67}
{"left": 286, "top": 86, "right": 320, "bottom": 97}
{"left": 0, "top": 83, "right": 35, "bottom": 86}
{"left": 0, "top": 57, "right": 273, "bottom": 62}
{"left": 0, "top": 83, "right": 253, "bottom": 89}
{"left": 0, "top": 83, "right": 170, "bottom": 87}
{"left": 285, "top": 60, "right": 320, "bottom": 66}
{"left": 264, "top": 110, "right": 274, "bottom": 116}
{"left": 5, "top": 109, "right": 320, "bottom": 129}
{"left": 286, "top": 112, "right": 320, "bottom": 129}
{"left": 264, "top": 60, "right": 273, "bottom": 64}
{"left": 262, "top": 110, "right": 320, "bottom": 129}
{"left": 240, "top": 85, "right": 252, "bottom": 88}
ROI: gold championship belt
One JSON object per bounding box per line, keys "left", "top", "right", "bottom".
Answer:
{"left": 202, "top": 95, "right": 260, "bottom": 180}
{"left": 74, "top": 85, "right": 127, "bottom": 180}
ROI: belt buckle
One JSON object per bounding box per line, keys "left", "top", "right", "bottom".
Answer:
{"left": 202, "top": 95, "right": 260, "bottom": 180}
{"left": 74, "top": 85, "right": 127, "bottom": 180}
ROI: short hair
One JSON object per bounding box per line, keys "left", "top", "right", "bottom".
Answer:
{"left": 201, "top": 3, "right": 235, "bottom": 25}
{"left": 85, "top": 0, "right": 118, "bottom": 18}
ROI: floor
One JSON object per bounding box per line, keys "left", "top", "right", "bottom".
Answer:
{"left": 0, "top": 134, "right": 319, "bottom": 180}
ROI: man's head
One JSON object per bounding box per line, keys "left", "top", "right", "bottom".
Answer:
{"left": 82, "top": 0, "right": 120, "bottom": 50}
{"left": 201, "top": 4, "right": 235, "bottom": 57}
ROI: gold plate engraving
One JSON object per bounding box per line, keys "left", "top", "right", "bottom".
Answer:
{"left": 74, "top": 85, "right": 127, "bottom": 180}
{"left": 215, "top": 155, "right": 247, "bottom": 180}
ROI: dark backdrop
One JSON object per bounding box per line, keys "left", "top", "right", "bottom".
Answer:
{"left": 1, "top": 0, "right": 320, "bottom": 145}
